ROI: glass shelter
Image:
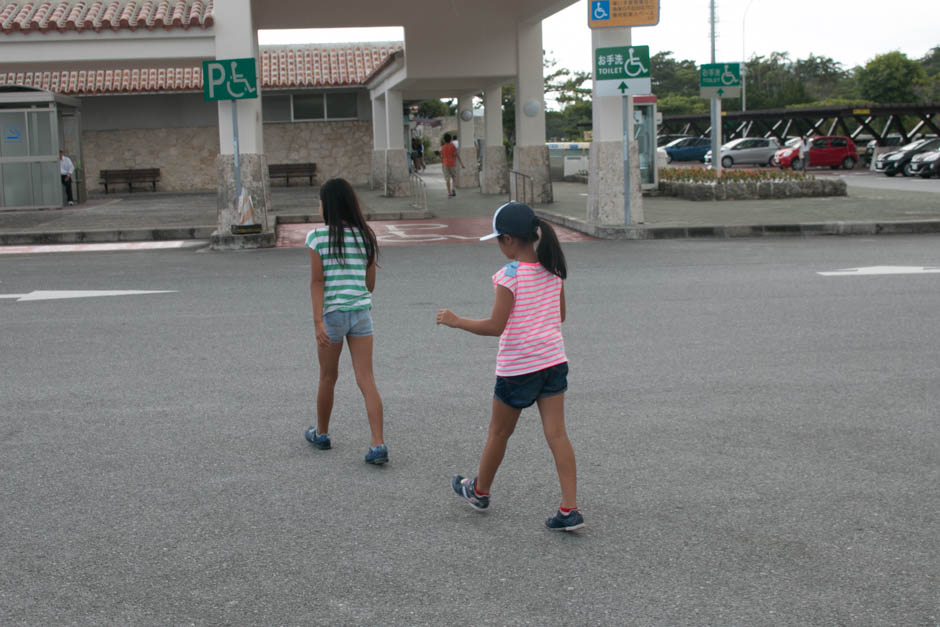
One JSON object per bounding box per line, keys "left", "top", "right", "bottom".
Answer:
{"left": 0, "top": 87, "right": 82, "bottom": 210}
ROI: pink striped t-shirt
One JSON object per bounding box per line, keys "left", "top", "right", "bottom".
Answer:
{"left": 493, "top": 261, "right": 567, "bottom": 377}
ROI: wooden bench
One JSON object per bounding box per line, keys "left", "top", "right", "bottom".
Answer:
{"left": 99, "top": 168, "right": 161, "bottom": 193}
{"left": 268, "top": 162, "right": 317, "bottom": 186}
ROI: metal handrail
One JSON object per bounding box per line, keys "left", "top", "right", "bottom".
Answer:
{"left": 508, "top": 170, "right": 535, "bottom": 205}
{"left": 409, "top": 173, "right": 428, "bottom": 212}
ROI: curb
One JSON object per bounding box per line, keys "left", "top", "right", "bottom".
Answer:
{"left": 534, "top": 210, "right": 940, "bottom": 240}
{"left": 0, "top": 226, "right": 216, "bottom": 246}
{"left": 0, "top": 211, "right": 433, "bottom": 247}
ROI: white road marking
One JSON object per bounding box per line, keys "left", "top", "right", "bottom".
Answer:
{"left": 0, "top": 241, "right": 207, "bottom": 255}
{"left": 0, "top": 290, "right": 177, "bottom": 302}
{"left": 818, "top": 266, "right": 940, "bottom": 276}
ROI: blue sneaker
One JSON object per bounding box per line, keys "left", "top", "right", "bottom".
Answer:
{"left": 365, "top": 444, "right": 388, "bottom": 465}
{"left": 304, "top": 427, "right": 331, "bottom": 450}
{"left": 451, "top": 475, "right": 490, "bottom": 510}
{"left": 545, "top": 508, "right": 585, "bottom": 532}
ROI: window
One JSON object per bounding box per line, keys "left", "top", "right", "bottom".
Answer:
{"left": 293, "top": 95, "right": 324, "bottom": 120}
{"left": 830, "top": 137, "right": 848, "bottom": 147}
{"left": 291, "top": 92, "right": 359, "bottom": 121}
{"left": 326, "top": 93, "right": 358, "bottom": 119}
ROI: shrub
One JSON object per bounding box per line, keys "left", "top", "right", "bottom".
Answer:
{"left": 659, "top": 167, "right": 814, "bottom": 184}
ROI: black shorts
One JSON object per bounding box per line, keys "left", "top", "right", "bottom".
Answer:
{"left": 493, "top": 362, "right": 568, "bottom": 409}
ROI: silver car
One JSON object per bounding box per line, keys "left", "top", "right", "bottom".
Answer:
{"left": 705, "top": 137, "right": 781, "bottom": 168}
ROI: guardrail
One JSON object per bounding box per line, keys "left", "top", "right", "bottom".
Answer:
{"left": 409, "top": 173, "right": 428, "bottom": 212}
{"left": 508, "top": 170, "right": 535, "bottom": 205}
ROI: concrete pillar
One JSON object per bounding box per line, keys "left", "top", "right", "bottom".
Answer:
{"left": 371, "top": 94, "right": 388, "bottom": 191}
{"left": 587, "top": 28, "right": 644, "bottom": 226}
{"left": 513, "top": 20, "right": 552, "bottom": 204}
{"left": 482, "top": 85, "right": 509, "bottom": 194}
{"left": 384, "top": 89, "right": 409, "bottom": 197}
{"left": 210, "top": 0, "right": 273, "bottom": 249}
{"left": 456, "top": 94, "right": 479, "bottom": 188}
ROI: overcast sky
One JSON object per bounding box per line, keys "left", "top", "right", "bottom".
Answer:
{"left": 259, "top": 0, "right": 938, "bottom": 74}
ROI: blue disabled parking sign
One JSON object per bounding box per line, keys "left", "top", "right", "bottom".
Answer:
{"left": 591, "top": 1, "right": 610, "bottom": 21}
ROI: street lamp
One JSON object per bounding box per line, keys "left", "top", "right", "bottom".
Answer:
{"left": 742, "top": 0, "right": 757, "bottom": 112}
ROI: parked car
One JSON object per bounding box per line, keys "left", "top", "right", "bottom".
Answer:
{"left": 864, "top": 134, "right": 904, "bottom": 167}
{"left": 874, "top": 138, "right": 940, "bottom": 177}
{"left": 704, "top": 137, "right": 780, "bottom": 167}
{"left": 658, "top": 134, "right": 690, "bottom": 148}
{"left": 663, "top": 136, "right": 712, "bottom": 163}
{"left": 910, "top": 146, "right": 940, "bottom": 178}
{"left": 772, "top": 136, "right": 858, "bottom": 170}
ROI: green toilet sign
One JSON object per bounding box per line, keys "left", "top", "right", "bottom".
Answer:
{"left": 595, "top": 45, "right": 651, "bottom": 97}
{"left": 202, "top": 58, "right": 258, "bottom": 102}
{"left": 700, "top": 63, "right": 741, "bottom": 99}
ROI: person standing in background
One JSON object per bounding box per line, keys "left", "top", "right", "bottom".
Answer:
{"left": 59, "top": 151, "right": 75, "bottom": 206}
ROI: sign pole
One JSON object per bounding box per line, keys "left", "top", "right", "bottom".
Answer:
{"left": 622, "top": 94, "right": 631, "bottom": 225}
{"left": 711, "top": 97, "right": 722, "bottom": 176}
{"left": 231, "top": 99, "right": 242, "bottom": 199}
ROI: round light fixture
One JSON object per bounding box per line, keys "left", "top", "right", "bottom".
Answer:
{"left": 523, "top": 99, "right": 541, "bottom": 117}
{"left": 459, "top": 109, "right": 473, "bottom": 122}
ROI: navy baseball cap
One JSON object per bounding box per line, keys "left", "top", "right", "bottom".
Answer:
{"left": 479, "top": 202, "right": 539, "bottom": 241}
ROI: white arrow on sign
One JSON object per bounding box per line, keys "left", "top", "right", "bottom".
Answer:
{"left": 818, "top": 266, "right": 940, "bottom": 276}
{"left": 0, "top": 290, "right": 177, "bottom": 302}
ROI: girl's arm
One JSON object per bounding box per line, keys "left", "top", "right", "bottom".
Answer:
{"left": 560, "top": 284, "right": 566, "bottom": 323}
{"left": 436, "top": 285, "right": 513, "bottom": 336}
{"left": 309, "top": 249, "right": 331, "bottom": 347}
{"left": 366, "top": 260, "right": 376, "bottom": 292}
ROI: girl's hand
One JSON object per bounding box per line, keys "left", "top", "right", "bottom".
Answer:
{"left": 436, "top": 309, "right": 458, "bottom": 328}
{"left": 314, "top": 322, "right": 332, "bottom": 347}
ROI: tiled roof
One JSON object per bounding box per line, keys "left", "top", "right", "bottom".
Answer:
{"left": 0, "top": 1, "right": 214, "bottom": 33}
{"left": 0, "top": 43, "right": 404, "bottom": 95}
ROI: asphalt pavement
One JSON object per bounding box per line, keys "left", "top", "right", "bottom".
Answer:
{"left": 1, "top": 236, "right": 938, "bottom": 625}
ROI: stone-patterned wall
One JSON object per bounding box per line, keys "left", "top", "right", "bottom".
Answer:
{"left": 263, "top": 120, "right": 372, "bottom": 186}
{"left": 82, "top": 127, "right": 219, "bottom": 193}
{"left": 81, "top": 120, "right": 373, "bottom": 193}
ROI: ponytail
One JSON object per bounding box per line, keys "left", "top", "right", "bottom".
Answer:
{"left": 535, "top": 219, "right": 567, "bottom": 279}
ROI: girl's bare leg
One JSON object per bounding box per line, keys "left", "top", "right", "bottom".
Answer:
{"left": 347, "top": 335, "right": 384, "bottom": 447}
{"left": 316, "top": 340, "right": 344, "bottom": 435}
{"left": 536, "top": 393, "right": 577, "bottom": 510}
{"left": 475, "top": 398, "right": 522, "bottom": 494}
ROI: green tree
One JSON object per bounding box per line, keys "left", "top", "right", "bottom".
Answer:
{"left": 416, "top": 99, "right": 449, "bottom": 118}
{"left": 856, "top": 51, "right": 927, "bottom": 103}
{"left": 916, "top": 46, "right": 940, "bottom": 102}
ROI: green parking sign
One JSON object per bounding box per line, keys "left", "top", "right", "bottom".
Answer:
{"left": 202, "top": 58, "right": 258, "bottom": 102}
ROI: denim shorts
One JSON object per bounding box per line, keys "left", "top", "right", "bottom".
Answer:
{"left": 323, "top": 309, "right": 373, "bottom": 343}
{"left": 493, "top": 362, "right": 568, "bottom": 409}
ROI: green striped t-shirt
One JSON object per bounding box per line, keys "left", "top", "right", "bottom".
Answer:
{"left": 306, "top": 226, "right": 373, "bottom": 314}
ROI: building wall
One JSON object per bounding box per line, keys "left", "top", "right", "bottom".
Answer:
{"left": 79, "top": 92, "right": 373, "bottom": 193}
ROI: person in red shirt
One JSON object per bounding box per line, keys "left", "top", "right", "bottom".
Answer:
{"left": 440, "top": 133, "right": 464, "bottom": 197}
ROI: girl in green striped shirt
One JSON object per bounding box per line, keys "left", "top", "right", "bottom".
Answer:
{"left": 303, "top": 178, "right": 387, "bottom": 465}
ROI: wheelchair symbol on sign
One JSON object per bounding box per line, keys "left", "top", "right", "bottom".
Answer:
{"left": 624, "top": 48, "right": 648, "bottom": 77}
{"left": 720, "top": 65, "right": 736, "bottom": 85}
{"left": 592, "top": 1, "right": 610, "bottom": 20}
{"left": 226, "top": 61, "right": 256, "bottom": 98}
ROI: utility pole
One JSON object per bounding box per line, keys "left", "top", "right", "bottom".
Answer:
{"left": 709, "top": 0, "right": 722, "bottom": 176}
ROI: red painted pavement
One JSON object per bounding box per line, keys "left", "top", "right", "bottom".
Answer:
{"left": 276, "top": 217, "right": 595, "bottom": 248}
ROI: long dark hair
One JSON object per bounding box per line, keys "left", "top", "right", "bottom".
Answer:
{"left": 319, "top": 178, "right": 378, "bottom": 266}
{"left": 502, "top": 219, "right": 567, "bottom": 279}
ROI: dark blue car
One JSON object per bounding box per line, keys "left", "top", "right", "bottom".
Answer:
{"left": 664, "top": 137, "right": 712, "bottom": 163}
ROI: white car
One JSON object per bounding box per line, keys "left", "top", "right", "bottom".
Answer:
{"left": 704, "top": 137, "right": 781, "bottom": 168}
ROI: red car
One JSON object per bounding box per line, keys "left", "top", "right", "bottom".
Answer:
{"left": 773, "top": 136, "right": 858, "bottom": 170}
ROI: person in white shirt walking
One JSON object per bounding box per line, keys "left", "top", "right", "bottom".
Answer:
{"left": 59, "top": 151, "right": 75, "bottom": 205}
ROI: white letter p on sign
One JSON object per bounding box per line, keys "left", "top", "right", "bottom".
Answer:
{"left": 207, "top": 63, "right": 225, "bottom": 99}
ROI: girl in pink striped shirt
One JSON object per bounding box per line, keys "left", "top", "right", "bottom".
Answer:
{"left": 436, "top": 202, "right": 583, "bottom": 532}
